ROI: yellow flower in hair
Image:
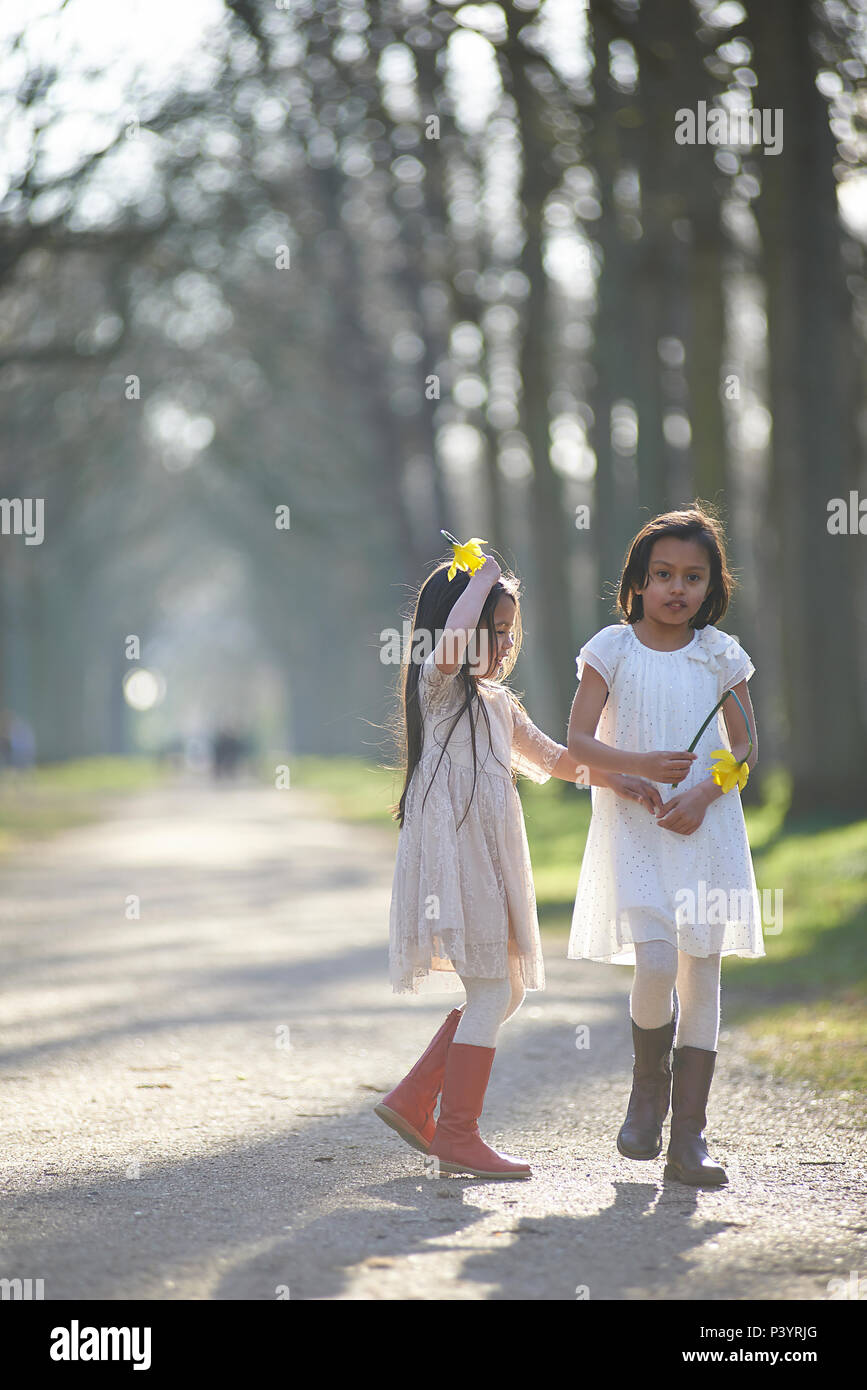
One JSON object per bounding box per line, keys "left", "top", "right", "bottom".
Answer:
{"left": 709, "top": 748, "right": 750, "bottom": 793}
{"left": 441, "top": 530, "right": 488, "bottom": 582}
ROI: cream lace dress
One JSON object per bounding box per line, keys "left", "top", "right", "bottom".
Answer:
{"left": 567, "top": 622, "right": 765, "bottom": 966}
{"left": 389, "top": 650, "right": 568, "bottom": 994}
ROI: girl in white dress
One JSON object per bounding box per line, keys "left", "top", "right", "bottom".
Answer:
{"left": 567, "top": 504, "right": 763, "bottom": 1186}
{"left": 376, "top": 547, "right": 663, "bottom": 1180}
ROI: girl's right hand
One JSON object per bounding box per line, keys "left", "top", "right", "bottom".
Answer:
{"left": 640, "top": 749, "right": 697, "bottom": 784}
{"left": 475, "top": 555, "right": 501, "bottom": 587}
{"left": 607, "top": 774, "right": 664, "bottom": 815}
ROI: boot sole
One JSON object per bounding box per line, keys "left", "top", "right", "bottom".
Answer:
{"left": 431, "top": 1158, "right": 531, "bottom": 1180}
{"left": 663, "top": 1161, "right": 728, "bottom": 1186}
{"left": 373, "top": 1104, "right": 430, "bottom": 1154}
{"left": 616, "top": 1132, "right": 662, "bottom": 1160}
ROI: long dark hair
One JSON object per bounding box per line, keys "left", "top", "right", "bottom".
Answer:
{"left": 617, "top": 500, "right": 735, "bottom": 628}
{"left": 390, "top": 557, "right": 524, "bottom": 830}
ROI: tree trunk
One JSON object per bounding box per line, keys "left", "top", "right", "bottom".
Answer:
{"left": 750, "top": 0, "right": 867, "bottom": 816}
{"left": 504, "top": 12, "right": 577, "bottom": 730}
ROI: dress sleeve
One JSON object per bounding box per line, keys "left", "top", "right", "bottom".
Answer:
{"left": 418, "top": 649, "right": 461, "bottom": 712}
{"left": 719, "top": 634, "right": 755, "bottom": 692}
{"left": 575, "top": 624, "right": 627, "bottom": 690}
{"left": 509, "top": 700, "right": 566, "bottom": 784}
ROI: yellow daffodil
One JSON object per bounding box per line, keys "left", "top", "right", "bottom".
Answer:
{"left": 709, "top": 748, "right": 750, "bottom": 793}
{"left": 671, "top": 687, "right": 753, "bottom": 790}
{"left": 441, "top": 530, "right": 488, "bottom": 581}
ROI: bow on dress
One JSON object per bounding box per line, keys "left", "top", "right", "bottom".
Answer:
{"left": 684, "top": 626, "right": 741, "bottom": 669}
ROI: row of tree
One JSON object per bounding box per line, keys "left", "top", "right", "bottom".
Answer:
{"left": 0, "top": 0, "right": 865, "bottom": 814}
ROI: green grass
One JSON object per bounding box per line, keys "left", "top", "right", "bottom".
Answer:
{"left": 290, "top": 756, "right": 867, "bottom": 1102}
{"left": 720, "top": 814, "right": 867, "bottom": 1099}
{"left": 0, "top": 757, "right": 170, "bottom": 855}
{"left": 280, "top": 754, "right": 401, "bottom": 828}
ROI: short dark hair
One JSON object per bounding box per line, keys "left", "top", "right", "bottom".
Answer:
{"left": 617, "top": 502, "right": 735, "bottom": 628}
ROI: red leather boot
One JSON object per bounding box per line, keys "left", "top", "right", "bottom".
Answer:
{"left": 374, "top": 1009, "right": 462, "bottom": 1153}
{"left": 427, "top": 1042, "right": 531, "bottom": 1179}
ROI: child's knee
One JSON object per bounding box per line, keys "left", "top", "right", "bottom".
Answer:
{"left": 677, "top": 950, "right": 721, "bottom": 1003}
{"left": 634, "top": 939, "right": 678, "bottom": 990}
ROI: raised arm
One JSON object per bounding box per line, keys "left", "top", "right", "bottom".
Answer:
{"left": 432, "top": 556, "right": 501, "bottom": 674}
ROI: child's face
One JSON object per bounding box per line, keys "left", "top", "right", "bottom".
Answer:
{"left": 637, "top": 538, "right": 712, "bottom": 625}
{"left": 469, "top": 594, "right": 517, "bottom": 676}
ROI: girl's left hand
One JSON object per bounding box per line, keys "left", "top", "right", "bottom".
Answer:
{"left": 655, "top": 786, "right": 708, "bottom": 835}
{"left": 608, "top": 774, "right": 664, "bottom": 816}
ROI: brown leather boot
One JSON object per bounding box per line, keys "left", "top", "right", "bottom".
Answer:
{"left": 664, "top": 1045, "right": 728, "bottom": 1186}
{"left": 616, "top": 1013, "right": 676, "bottom": 1160}
{"left": 374, "top": 1009, "right": 462, "bottom": 1153}
{"left": 428, "top": 1043, "right": 531, "bottom": 1179}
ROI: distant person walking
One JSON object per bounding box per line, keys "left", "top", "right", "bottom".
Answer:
{"left": 0, "top": 709, "right": 36, "bottom": 779}
{"left": 211, "top": 727, "right": 246, "bottom": 780}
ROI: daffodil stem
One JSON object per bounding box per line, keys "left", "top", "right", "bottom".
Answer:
{"left": 725, "top": 688, "right": 753, "bottom": 761}
{"left": 669, "top": 688, "right": 753, "bottom": 789}
{"left": 440, "top": 529, "right": 460, "bottom": 546}
{"left": 686, "top": 691, "right": 733, "bottom": 754}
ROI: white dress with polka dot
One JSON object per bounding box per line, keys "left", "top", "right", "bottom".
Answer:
{"left": 567, "top": 623, "right": 765, "bottom": 966}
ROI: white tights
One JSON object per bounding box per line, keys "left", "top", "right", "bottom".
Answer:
{"left": 448, "top": 939, "right": 720, "bottom": 1051}
{"left": 629, "top": 939, "right": 721, "bottom": 1050}
{"left": 453, "top": 950, "right": 526, "bottom": 1048}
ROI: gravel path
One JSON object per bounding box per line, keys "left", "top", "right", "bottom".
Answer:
{"left": 0, "top": 779, "right": 864, "bottom": 1301}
